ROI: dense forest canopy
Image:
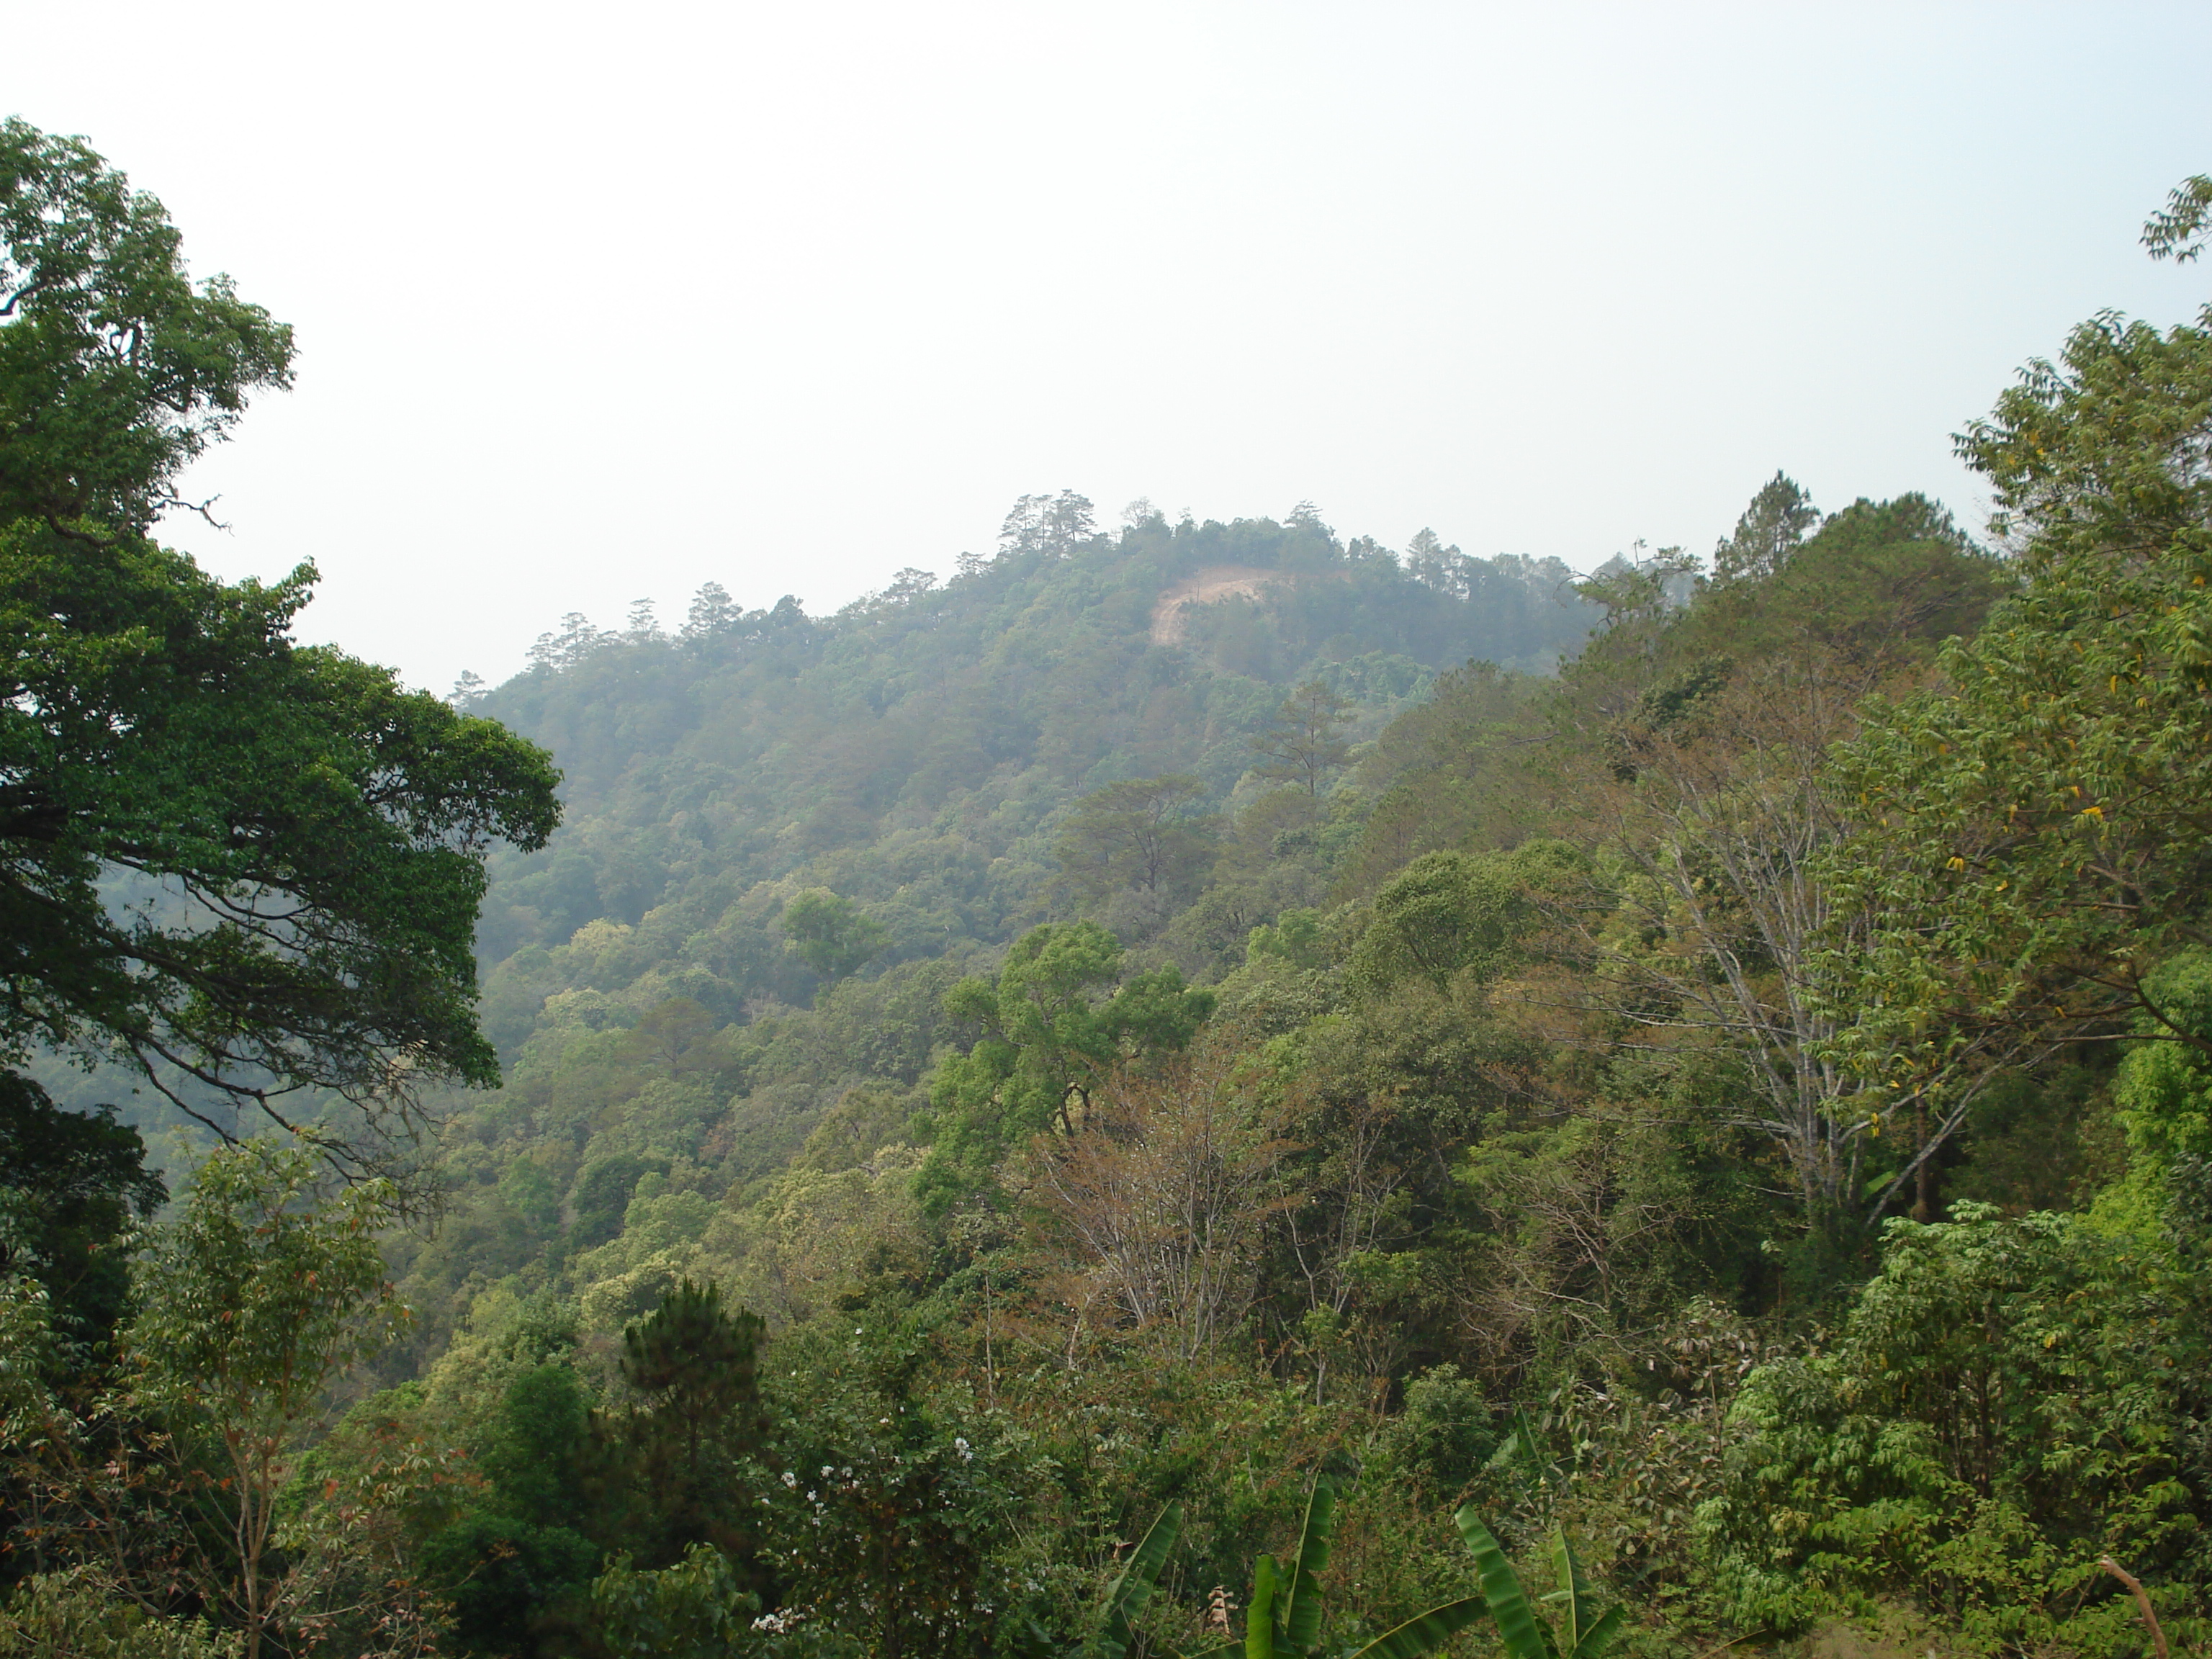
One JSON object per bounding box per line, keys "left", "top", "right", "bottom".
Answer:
{"left": 6, "top": 120, "right": 2212, "bottom": 1659}
{"left": 461, "top": 495, "right": 1593, "bottom": 968}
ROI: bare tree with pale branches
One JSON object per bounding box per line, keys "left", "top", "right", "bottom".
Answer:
{"left": 1552, "top": 650, "right": 2026, "bottom": 1223}
{"left": 1024, "top": 1051, "right": 1293, "bottom": 1363}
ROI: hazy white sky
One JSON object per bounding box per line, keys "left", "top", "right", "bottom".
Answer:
{"left": 8, "top": 1, "right": 2210, "bottom": 693}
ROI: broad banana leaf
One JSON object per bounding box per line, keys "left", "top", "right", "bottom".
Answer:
{"left": 1541, "top": 1525, "right": 1622, "bottom": 1659}
{"left": 1100, "top": 1503, "right": 1185, "bottom": 1659}
{"left": 1343, "top": 1595, "right": 1487, "bottom": 1659}
{"left": 1453, "top": 1510, "right": 1557, "bottom": 1659}
{"left": 1568, "top": 1604, "right": 1623, "bottom": 1659}
{"left": 1545, "top": 1527, "right": 1593, "bottom": 1657}
{"left": 1279, "top": 1478, "right": 1338, "bottom": 1655}
{"left": 1246, "top": 1553, "right": 1279, "bottom": 1659}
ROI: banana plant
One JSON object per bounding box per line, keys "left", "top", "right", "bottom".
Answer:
{"left": 1024, "top": 1501, "right": 1187, "bottom": 1659}
{"left": 1181, "top": 1483, "right": 1621, "bottom": 1659}
{"left": 1047, "top": 1479, "right": 1622, "bottom": 1659}
{"left": 1452, "top": 1511, "right": 1623, "bottom": 1659}
{"left": 1184, "top": 1477, "right": 1490, "bottom": 1659}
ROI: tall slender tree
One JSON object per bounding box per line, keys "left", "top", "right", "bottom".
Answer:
{"left": 1252, "top": 681, "right": 1353, "bottom": 797}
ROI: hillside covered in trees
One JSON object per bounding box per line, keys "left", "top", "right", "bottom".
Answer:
{"left": 7, "top": 119, "right": 2212, "bottom": 1659}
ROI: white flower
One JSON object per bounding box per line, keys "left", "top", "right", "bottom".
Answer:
{"left": 953, "top": 1436, "right": 974, "bottom": 1463}
{"left": 781, "top": 1470, "right": 798, "bottom": 1488}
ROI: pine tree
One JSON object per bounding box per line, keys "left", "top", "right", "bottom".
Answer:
{"left": 1713, "top": 472, "right": 1820, "bottom": 583}
{"left": 587, "top": 1280, "right": 768, "bottom": 1573}
{"left": 1252, "top": 680, "right": 1354, "bottom": 796}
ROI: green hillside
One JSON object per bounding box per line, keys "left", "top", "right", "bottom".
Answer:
{"left": 10, "top": 120, "right": 2211, "bottom": 1659}
{"left": 356, "top": 458, "right": 2209, "bottom": 1655}
{"left": 393, "top": 499, "right": 1600, "bottom": 1360}
{"left": 465, "top": 498, "right": 1589, "bottom": 987}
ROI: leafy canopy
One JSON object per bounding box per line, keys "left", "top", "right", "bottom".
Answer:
{"left": 1054, "top": 774, "right": 1217, "bottom": 907}
{"left": 1824, "top": 212, "right": 2212, "bottom": 1089}
{"left": 589, "top": 1278, "right": 769, "bottom": 1573}
{"left": 0, "top": 118, "right": 292, "bottom": 532}
{"left": 0, "top": 1071, "right": 163, "bottom": 1355}
{"left": 125, "top": 1141, "right": 410, "bottom": 1659}
{"left": 0, "top": 120, "right": 561, "bottom": 1172}
{"left": 923, "top": 921, "right": 1215, "bottom": 1210}
{"left": 780, "top": 889, "right": 889, "bottom": 984}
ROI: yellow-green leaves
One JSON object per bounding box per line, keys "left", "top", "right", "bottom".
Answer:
{"left": 1821, "top": 200, "right": 2212, "bottom": 1192}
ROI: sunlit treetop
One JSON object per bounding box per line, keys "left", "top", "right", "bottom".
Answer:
{"left": 0, "top": 117, "right": 294, "bottom": 535}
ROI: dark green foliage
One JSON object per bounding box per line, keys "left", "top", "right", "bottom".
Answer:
{"left": 413, "top": 1334, "right": 604, "bottom": 1653}
{"left": 0, "top": 1570, "right": 240, "bottom": 1657}
{"left": 0, "top": 120, "right": 561, "bottom": 1178}
{"left": 0, "top": 1074, "right": 166, "bottom": 1596}
{"left": 1021, "top": 1502, "right": 1183, "bottom": 1659}
{"left": 1949, "top": 1058, "right": 2122, "bottom": 1213}
{"left": 1711, "top": 472, "right": 1818, "bottom": 585}
{"left": 0, "top": 518, "right": 560, "bottom": 1171}
{"left": 1606, "top": 655, "right": 1732, "bottom": 778}
{"left": 588, "top": 1280, "right": 768, "bottom": 1573}
{"left": 479, "top": 1362, "right": 592, "bottom": 1521}
{"left": 1374, "top": 1368, "right": 1499, "bottom": 1503}
{"left": 0, "top": 118, "right": 292, "bottom": 532}
{"left": 1348, "top": 842, "right": 1580, "bottom": 994}
{"left": 585, "top": 1539, "right": 858, "bottom": 1659}
{"left": 1704, "top": 1205, "right": 2207, "bottom": 1653}
{"left": 567, "top": 1154, "right": 664, "bottom": 1253}
{"left": 1556, "top": 489, "right": 2004, "bottom": 763}
{"left": 757, "top": 1319, "right": 1033, "bottom": 1658}
{"left": 1658, "top": 490, "right": 2005, "bottom": 677}
{"left": 2115, "top": 950, "right": 2212, "bottom": 1179}
{"left": 0, "top": 1073, "right": 163, "bottom": 1352}
{"left": 2142, "top": 174, "right": 2212, "bottom": 262}
{"left": 922, "top": 922, "right": 1214, "bottom": 1213}
{"left": 420, "top": 1514, "right": 598, "bottom": 1658}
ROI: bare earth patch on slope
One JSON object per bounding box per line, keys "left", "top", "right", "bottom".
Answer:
{"left": 1150, "top": 566, "right": 1291, "bottom": 647}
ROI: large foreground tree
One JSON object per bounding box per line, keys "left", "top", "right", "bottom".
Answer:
{"left": 1825, "top": 175, "right": 2212, "bottom": 1097}
{"left": 0, "top": 120, "right": 560, "bottom": 1178}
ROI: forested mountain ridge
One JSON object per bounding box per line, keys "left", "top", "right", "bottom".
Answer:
{"left": 12, "top": 118, "right": 2212, "bottom": 1659}
{"left": 459, "top": 498, "right": 1593, "bottom": 1051}
{"left": 387, "top": 467, "right": 2035, "bottom": 1426}
{"left": 395, "top": 498, "right": 1603, "bottom": 1362}
{"left": 364, "top": 448, "right": 2208, "bottom": 1656}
